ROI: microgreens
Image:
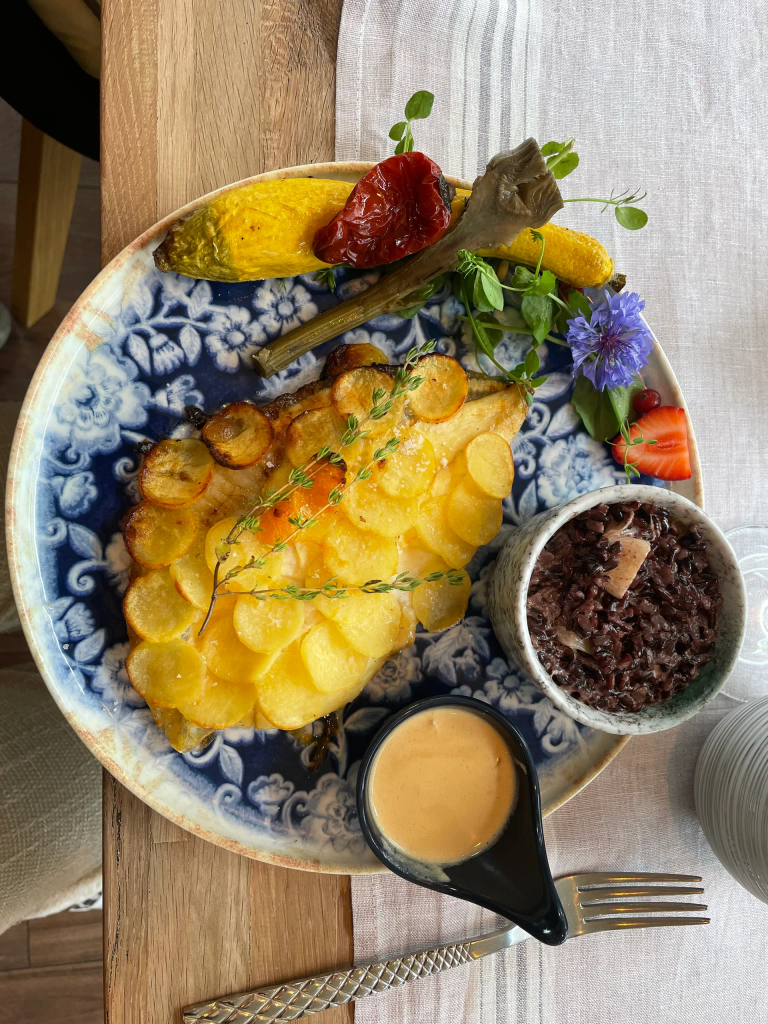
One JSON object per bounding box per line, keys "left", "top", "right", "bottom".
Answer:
{"left": 452, "top": 232, "right": 606, "bottom": 403}
{"left": 389, "top": 90, "right": 435, "bottom": 154}
{"left": 612, "top": 420, "right": 658, "bottom": 484}
{"left": 540, "top": 138, "right": 580, "bottom": 179}
{"left": 564, "top": 188, "right": 649, "bottom": 230}
{"left": 458, "top": 281, "right": 548, "bottom": 406}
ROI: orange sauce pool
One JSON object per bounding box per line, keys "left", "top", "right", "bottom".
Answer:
{"left": 368, "top": 707, "right": 516, "bottom": 866}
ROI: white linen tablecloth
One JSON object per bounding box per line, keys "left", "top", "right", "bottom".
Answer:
{"left": 336, "top": 1, "right": 768, "bottom": 1020}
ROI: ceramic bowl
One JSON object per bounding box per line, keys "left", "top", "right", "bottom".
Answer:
{"left": 487, "top": 484, "right": 746, "bottom": 735}
{"left": 694, "top": 697, "right": 768, "bottom": 904}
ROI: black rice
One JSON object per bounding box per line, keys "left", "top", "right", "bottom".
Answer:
{"left": 526, "top": 501, "right": 723, "bottom": 712}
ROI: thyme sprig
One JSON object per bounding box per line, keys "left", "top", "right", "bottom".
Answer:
{"left": 241, "top": 568, "right": 467, "bottom": 603}
{"left": 199, "top": 340, "right": 439, "bottom": 632}
{"left": 314, "top": 266, "right": 339, "bottom": 291}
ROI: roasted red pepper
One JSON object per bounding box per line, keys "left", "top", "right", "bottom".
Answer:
{"left": 313, "top": 152, "right": 455, "bottom": 268}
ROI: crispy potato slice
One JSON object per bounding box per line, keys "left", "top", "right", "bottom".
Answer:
{"left": 446, "top": 477, "right": 503, "bottom": 546}
{"left": 127, "top": 639, "right": 205, "bottom": 707}
{"left": 193, "top": 462, "right": 267, "bottom": 522}
{"left": 254, "top": 708, "right": 275, "bottom": 730}
{"left": 341, "top": 482, "right": 418, "bottom": 537}
{"left": 465, "top": 432, "right": 514, "bottom": 498}
{"left": 150, "top": 704, "right": 214, "bottom": 753}
{"left": 415, "top": 387, "right": 526, "bottom": 463}
{"left": 323, "top": 519, "right": 398, "bottom": 586}
{"left": 331, "top": 367, "right": 404, "bottom": 434}
{"left": 393, "top": 603, "right": 418, "bottom": 652}
{"left": 375, "top": 430, "right": 436, "bottom": 498}
{"left": 285, "top": 407, "right": 346, "bottom": 467}
{"left": 199, "top": 611, "right": 275, "bottom": 683}
{"left": 301, "top": 620, "right": 368, "bottom": 694}
{"left": 257, "top": 642, "right": 365, "bottom": 730}
{"left": 318, "top": 591, "right": 401, "bottom": 659}
{"left": 122, "top": 501, "right": 198, "bottom": 568}
{"left": 323, "top": 343, "right": 389, "bottom": 378}
{"left": 233, "top": 594, "right": 305, "bottom": 653}
{"left": 139, "top": 439, "right": 214, "bottom": 508}
{"left": 304, "top": 552, "right": 331, "bottom": 589}
{"left": 123, "top": 568, "right": 199, "bottom": 642}
{"left": 407, "top": 354, "right": 468, "bottom": 422}
{"left": 283, "top": 540, "right": 324, "bottom": 579}
{"left": 202, "top": 401, "right": 273, "bottom": 468}
{"left": 204, "top": 517, "right": 283, "bottom": 582}
{"left": 415, "top": 497, "right": 476, "bottom": 568}
{"left": 178, "top": 671, "right": 257, "bottom": 729}
{"left": 429, "top": 456, "right": 466, "bottom": 497}
{"left": 170, "top": 536, "right": 216, "bottom": 610}
{"left": 412, "top": 557, "right": 471, "bottom": 632}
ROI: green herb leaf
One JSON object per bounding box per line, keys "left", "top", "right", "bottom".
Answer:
{"left": 455, "top": 251, "right": 504, "bottom": 312}
{"left": 394, "top": 136, "right": 409, "bottom": 155}
{"left": 472, "top": 317, "right": 497, "bottom": 359}
{"left": 542, "top": 138, "right": 579, "bottom": 179}
{"left": 389, "top": 121, "right": 407, "bottom": 141}
{"left": 524, "top": 348, "right": 540, "bottom": 375}
{"left": 521, "top": 295, "right": 554, "bottom": 343}
{"left": 615, "top": 206, "right": 648, "bottom": 230}
{"left": 571, "top": 374, "right": 622, "bottom": 441}
{"left": 606, "top": 376, "right": 646, "bottom": 425}
{"left": 472, "top": 269, "right": 503, "bottom": 312}
{"left": 396, "top": 275, "right": 447, "bottom": 318}
{"left": 404, "top": 90, "right": 435, "bottom": 120}
{"left": 510, "top": 265, "right": 535, "bottom": 289}
{"left": 550, "top": 152, "right": 579, "bottom": 179}
{"left": 567, "top": 289, "right": 592, "bottom": 320}
{"left": 475, "top": 313, "right": 504, "bottom": 348}
{"left": 525, "top": 269, "right": 557, "bottom": 297}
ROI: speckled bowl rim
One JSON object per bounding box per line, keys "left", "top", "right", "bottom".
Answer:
{"left": 5, "top": 161, "right": 703, "bottom": 869}
{"left": 509, "top": 484, "right": 746, "bottom": 735}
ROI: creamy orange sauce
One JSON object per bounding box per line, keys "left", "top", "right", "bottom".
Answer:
{"left": 368, "top": 707, "right": 516, "bottom": 866}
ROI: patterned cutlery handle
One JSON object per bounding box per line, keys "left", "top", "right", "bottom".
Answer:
{"left": 182, "top": 926, "right": 523, "bottom": 1022}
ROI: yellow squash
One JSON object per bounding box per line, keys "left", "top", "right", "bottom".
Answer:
{"left": 154, "top": 178, "right": 356, "bottom": 281}
{"left": 154, "top": 177, "right": 615, "bottom": 288}
{"left": 451, "top": 189, "right": 615, "bottom": 289}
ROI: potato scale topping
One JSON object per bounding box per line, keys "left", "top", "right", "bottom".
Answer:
{"left": 122, "top": 347, "right": 526, "bottom": 750}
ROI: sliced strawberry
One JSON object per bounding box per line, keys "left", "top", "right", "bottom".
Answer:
{"left": 612, "top": 406, "right": 692, "bottom": 481}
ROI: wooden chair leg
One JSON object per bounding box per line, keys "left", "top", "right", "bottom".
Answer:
{"left": 11, "top": 120, "right": 82, "bottom": 328}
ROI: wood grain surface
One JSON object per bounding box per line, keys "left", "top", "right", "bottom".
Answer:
{"left": 11, "top": 121, "right": 82, "bottom": 327}
{"left": 101, "top": 3, "right": 352, "bottom": 1023}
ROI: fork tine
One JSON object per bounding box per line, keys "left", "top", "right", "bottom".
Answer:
{"left": 581, "top": 901, "right": 708, "bottom": 916}
{"left": 570, "top": 872, "right": 702, "bottom": 887}
{"left": 581, "top": 885, "right": 704, "bottom": 900}
{"left": 579, "top": 917, "right": 709, "bottom": 935}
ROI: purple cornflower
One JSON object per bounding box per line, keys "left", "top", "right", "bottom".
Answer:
{"left": 566, "top": 291, "right": 654, "bottom": 390}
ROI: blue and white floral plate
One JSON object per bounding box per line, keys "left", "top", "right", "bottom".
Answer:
{"left": 7, "top": 162, "right": 702, "bottom": 872}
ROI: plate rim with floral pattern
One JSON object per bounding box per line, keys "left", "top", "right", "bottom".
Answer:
{"left": 6, "top": 161, "right": 703, "bottom": 873}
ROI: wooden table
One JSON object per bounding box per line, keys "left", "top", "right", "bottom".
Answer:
{"left": 100, "top": 3, "right": 353, "bottom": 1021}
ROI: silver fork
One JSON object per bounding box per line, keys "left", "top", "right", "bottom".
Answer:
{"left": 182, "top": 872, "right": 708, "bottom": 1023}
